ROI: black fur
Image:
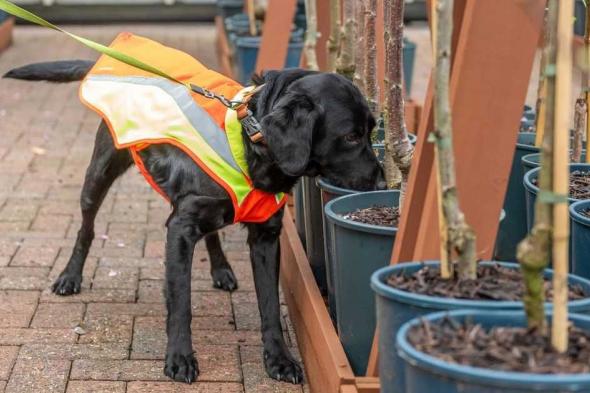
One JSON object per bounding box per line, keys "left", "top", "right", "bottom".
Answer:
{"left": 3, "top": 60, "right": 94, "bottom": 82}
{"left": 3, "top": 61, "right": 385, "bottom": 384}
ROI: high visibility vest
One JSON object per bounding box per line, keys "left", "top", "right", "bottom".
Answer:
{"left": 79, "top": 32, "right": 286, "bottom": 223}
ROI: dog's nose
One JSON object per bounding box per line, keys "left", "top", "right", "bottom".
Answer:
{"left": 376, "top": 181, "right": 387, "bottom": 190}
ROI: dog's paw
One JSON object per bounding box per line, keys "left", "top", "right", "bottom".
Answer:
{"left": 211, "top": 267, "right": 238, "bottom": 292}
{"left": 51, "top": 273, "right": 82, "bottom": 296}
{"left": 164, "top": 350, "right": 199, "bottom": 384}
{"left": 264, "top": 350, "right": 304, "bottom": 384}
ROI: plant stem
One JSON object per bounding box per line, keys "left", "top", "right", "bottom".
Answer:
{"left": 327, "top": 0, "right": 341, "bottom": 72}
{"left": 363, "top": 0, "right": 379, "bottom": 115}
{"left": 572, "top": 97, "right": 586, "bottom": 163}
{"left": 535, "top": 2, "right": 550, "bottom": 147}
{"left": 354, "top": 0, "right": 366, "bottom": 93}
{"left": 383, "top": 0, "right": 414, "bottom": 200}
{"left": 517, "top": 0, "right": 559, "bottom": 334}
{"left": 303, "top": 0, "right": 319, "bottom": 71}
{"left": 551, "top": 0, "right": 573, "bottom": 354}
{"left": 433, "top": 0, "right": 477, "bottom": 281}
{"left": 336, "top": 0, "right": 356, "bottom": 80}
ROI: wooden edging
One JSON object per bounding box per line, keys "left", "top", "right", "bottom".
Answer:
{"left": 280, "top": 209, "right": 361, "bottom": 393}
{"left": 0, "top": 17, "right": 14, "bottom": 55}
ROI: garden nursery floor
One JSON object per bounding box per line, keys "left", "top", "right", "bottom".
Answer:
{"left": 0, "top": 23, "right": 310, "bottom": 393}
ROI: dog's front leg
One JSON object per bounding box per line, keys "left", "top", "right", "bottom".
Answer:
{"left": 163, "top": 196, "right": 203, "bottom": 384}
{"left": 247, "top": 209, "right": 304, "bottom": 384}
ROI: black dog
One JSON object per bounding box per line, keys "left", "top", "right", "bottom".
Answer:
{"left": 4, "top": 61, "right": 385, "bottom": 384}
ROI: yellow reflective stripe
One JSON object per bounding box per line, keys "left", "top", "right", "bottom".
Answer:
{"left": 225, "top": 86, "right": 255, "bottom": 177}
{"left": 81, "top": 78, "right": 253, "bottom": 205}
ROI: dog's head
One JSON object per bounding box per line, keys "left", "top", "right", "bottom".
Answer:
{"left": 254, "top": 70, "right": 385, "bottom": 191}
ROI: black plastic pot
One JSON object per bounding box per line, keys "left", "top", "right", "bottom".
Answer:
{"left": 494, "top": 132, "right": 539, "bottom": 261}
{"left": 292, "top": 180, "right": 306, "bottom": 249}
{"left": 216, "top": 0, "right": 244, "bottom": 20}
{"left": 324, "top": 190, "right": 400, "bottom": 375}
{"left": 571, "top": 200, "right": 590, "bottom": 279}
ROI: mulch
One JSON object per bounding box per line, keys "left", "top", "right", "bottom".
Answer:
{"left": 386, "top": 263, "right": 587, "bottom": 301}
{"left": 342, "top": 206, "right": 400, "bottom": 227}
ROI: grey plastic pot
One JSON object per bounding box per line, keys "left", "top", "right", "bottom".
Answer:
{"left": 292, "top": 180, "right": 306, "bottom": 249}
{"left": 570, "top": 200, "right": 590, "bottom": 280}
{"left": 371, "top": 261, "right": 590, "bottom": 393}
{"left": 324, "top": 190, "right": 400, "bottom": 375}
{"left": 495, "top": 132, "right": 539, "bottom": 261}
{"left": 301, "top": 176, "right": 327, "bottom": 296}
{"left": 397, "top": 310, "right": 590, "bottom": 393}
{"left": 521, "top": 151, "right": 587, "bottom": 176}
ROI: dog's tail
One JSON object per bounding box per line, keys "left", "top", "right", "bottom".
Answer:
{"left": 3, "top": 60, "right": 94, "bottom": 82}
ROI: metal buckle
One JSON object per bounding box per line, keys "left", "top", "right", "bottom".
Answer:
{"left": 240, "top": 109, "right": 264, "bottom": 143}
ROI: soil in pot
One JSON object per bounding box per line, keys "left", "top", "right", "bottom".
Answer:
{"left": 342, "top": 206, "right": 400, "bottom": 227}
{"left": 408, "top": 316, "right": 590, "bottom": 374}
{"left": 582, "top": 208, "right": 590, "bottom": 219}
{"left": 386, "top": 263, "right": 587, "bottom": 301}
{"left": 532, "top": 169, "right": 590, "bottom": 199}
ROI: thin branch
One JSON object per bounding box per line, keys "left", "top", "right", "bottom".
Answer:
{"left": 303, "top": 0, "right": 319, "bottom": 71}
{"left": 335, "top": 0, "right": 356, "bottom": 80}
{"left": 363, "top": 0, "right": 379, "bottom": 115}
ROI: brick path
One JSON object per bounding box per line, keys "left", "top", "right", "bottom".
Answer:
{"left": 0, "top": 24, "right": 308, "bottom": 393}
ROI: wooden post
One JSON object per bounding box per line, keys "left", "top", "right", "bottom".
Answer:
{"left": 366, "top": 0, "right": 545, "bottom": 376}
{"left": 255, "top": 0, "right": 298, "bottom": 73}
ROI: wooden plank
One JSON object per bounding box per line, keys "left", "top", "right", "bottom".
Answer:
{"left": 316, "top": 0, "right": 331, "bottom": 71}
{"left": 280, "top": 209, "right": 356, "bottom": 393}
{"left": 0, "top": 17, "right": 13, "bottom": 55}
{"left": 255, "top": 0, "right": 298, "bottom": 72}
{"left": 355, "top": 377, "right": 381, "bottom": 393}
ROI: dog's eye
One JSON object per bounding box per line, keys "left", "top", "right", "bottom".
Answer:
{"left": 344, "top": 133, "right": 361, "bottom": 145}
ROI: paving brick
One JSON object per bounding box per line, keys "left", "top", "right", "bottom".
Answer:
{"left": 86, "top": 303, "right": 166, "bottom": 317}
{"left": 99, "top": 257, "right": 162, "bottom": 269}
{"left": 0, "top": 290, "right": 39, "bottom": 327}
{"left": 5, "top": 357, "right": 70, "bottom": 393}
{"left": 30, "top": 303, "right": 85, "bottom": 328}
{"left": 77, "top": 314, "right": 134, "bottom": 345}
{"left": 0, "top": 347, "right": 19, "bottom": 380}
{"left": 0, "top": 267, "right": 49, "bottom": 290}
{"left": 70, "top": 359, "right": 166, "bottom": 381}
{"left": 40, "top": 288, "right": 136, "bottom": 303}
{"left": 0, "top": 328, "right": 77, "bottom": 345}
{"left": 48, "top": 255, "right": 98, "bottom": 290}
{"left": 66, "top": 381, "right": 126, "bottom": 393}
{"left": 92, "top": 266, "right": 139, "bottom": 290}
{"left": 126, "top": 381, "right": 244, "bottom": 393}
{"left": 20, "top": 343, "right": 128, "bottom": 361}
{"left": 10, "top": 244, "right": 60, "bottom": 267}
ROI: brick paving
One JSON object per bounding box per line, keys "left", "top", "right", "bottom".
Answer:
{"left": 0, "top": 24, "right": 308, "bottom": 393}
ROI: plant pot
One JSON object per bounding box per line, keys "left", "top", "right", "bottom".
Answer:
{"left": 292, "top": 180, "right": 306, "bottom": 249}
{"left": 570, "top": 200, "right": 590, "bottom": 280}
{"left": 216, "top": 0, "right": 244, "bottom": 20}
{"left": 524, "top": 163, "right": 590, "bottom": 231}
{"left": 397, "top": 309, "right": 590, "bottom": 393}
{"left": 371, "top": 261, "right": 590, "bottom": 393}
{"left": 316, "top": 178, "right": 358, "bottom": 324}
{"left": 234, "top": 31, "right": 303, "bottom": 84}
{"left": 403, "top": 38, "right": 417, "bottom": 96}
{"left": 324, "top": 190, "right": 400, "bottom": 375}
{"left": 301, "top": 176, "right": 328, "bottom": 296}
{"left": 522, "top": 151, "right": 588, "bottom": 174}
{"left": 575, "top": 0, "right": 586, "bottom": 36}
{"left": 494, "top": 132, "right": 539, "bottom": 261}
{"left": 372, "top": 133, "right": 417, "bottom": 162}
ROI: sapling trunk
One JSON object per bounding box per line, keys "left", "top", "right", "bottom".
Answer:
{"left": 572, "top": 97, "right": 586, "bottom": 163}
{"left": 354, "top": 0, "right": 366, "bottom": 94}
{"left": 327, "top": 0, "right": 341, "bottom": 72}
{"left": 363, "top": 0, "right": 379, "bottom": 115}
{"left": 303, "top": 0, "right": 319, "bottom": 71}
{"left": 336, "top": 0, "right": 356, "bottom": 80}
{"left": 551, "top": 0, "right": 573, "bottom": 354}
{"left": 535, "top": 2, "right": 550, "bottom": 147}
{"left": 246, "top": 0, "right": 258, "bottom": 36}
{"left": 517, "top": 0, "right": 558, "bottom": 334}
{"left": 433, "top": 0, "right": 477, "bottom": 281}
{"left": 383, "top": 0, "right": 414, "bottom": 201}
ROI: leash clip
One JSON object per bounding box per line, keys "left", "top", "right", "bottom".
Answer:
{"left": 239, "top": 108, "right": 265, "bottom": 143}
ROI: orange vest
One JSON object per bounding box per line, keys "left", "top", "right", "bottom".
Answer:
{"left": 79, "top": 33, "right": 286, "bottom": 223}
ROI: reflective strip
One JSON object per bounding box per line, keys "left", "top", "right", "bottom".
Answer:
{"left": 225, "top": 86, "right": 255, "bottom": 177}
{"left": 80, "top": 76, "right": 253, "bottom": 204}
{"left": 86, "top": 74, "right": 242, "bottom": 173}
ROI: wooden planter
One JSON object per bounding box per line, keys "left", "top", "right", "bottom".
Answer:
{"left": 0, "top": 17, "right": 14, "bottom": 55}
{"left": 280, "top": 208, "right": 380, "bottom": 393}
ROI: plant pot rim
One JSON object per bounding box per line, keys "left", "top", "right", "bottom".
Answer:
{"left": 524, "top": 163, "right": 590, "bottom": 204}
{"left": 521, "top": 152, "right": 541, "bottom": 167}
{"left": 396, "top": 309, "right": 590, "bottom": 387}
{"left": 516, "top": 132, "right": 539, "bottom": 152}
{"left": 324, "top": 190, "right": 400, "bottom": 235}
{"left": 316, "top": 177, "right": 357, "bottom": 195}
{"left": 570, "top": 199, "right": 590, "bottom": 226}
{"left": 371, "top": 260, "right": 590, "bottom": 310}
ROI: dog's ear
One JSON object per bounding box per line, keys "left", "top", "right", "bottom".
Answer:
{"left": 261, "top": 93, "right": 320, "bottom": 177}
